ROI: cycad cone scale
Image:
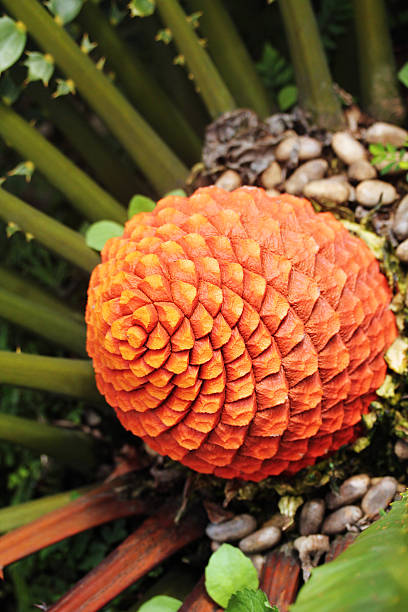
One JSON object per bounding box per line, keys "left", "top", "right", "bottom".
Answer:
{"left": 86, "top": 187, "right": 396, "bottom": 481}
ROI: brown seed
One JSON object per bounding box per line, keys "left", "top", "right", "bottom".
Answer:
{"left": 348, "top": 160, "right": 377, "bottom": 182}
{"left": 396, "top": 239, "right": 408, "bottom": 263}
{"left": 275, "top": 136, "right": 299, "bottom": 162}
{"left": 239, "top": 526, "right": 281, "bottom": 553}
{"left": 326, "top": 474, "right": 370, "bottom": 510}
{"left": 393, "top": 195, "right": 408, "bottom": 241}
{"left": 322, "top": 506, "right": 363, "bottom": 534}
{"left": 260, "top": 162, "right": 283, "bottom": 189}
{"left": 332, "top": 131, "right": 367, "bottom": 164}
{"left": 206, "top": 514, "right": 257, "bottom": 542}
{"left": 355, "top": 180, "right": 397, "bottom": 207}
{"left": 215, "top": 170, "right": 242, "bottom": 191}
{"left": 365, "top": 122, "right": 408, "bottom": 147}
{"left": 303, "top": 179, "right": 349, "bottom": 204}
{"left": 284, "top": 159, "right": 328, "bottom": 195}
{"left": 394, "top": 439, "right": 408, "bottom": 460}
{"left": 361, "top": 477, "right": 398, "bottom": 518}
{"left": 299, "top": 499, "right": 326, "bottom": 535}
{"left": 298, "top": 136, "right": 322, "bottom": 160}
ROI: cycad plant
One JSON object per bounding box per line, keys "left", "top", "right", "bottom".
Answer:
{"left": 0, "top": 1, "right": 407, "bottom": 610}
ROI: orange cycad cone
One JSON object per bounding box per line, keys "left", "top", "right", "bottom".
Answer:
{"left": 86, "top": 187, "right": 397, "bottom": 481}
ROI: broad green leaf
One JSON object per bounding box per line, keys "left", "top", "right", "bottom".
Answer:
{"left": 45, "top": 0, "right": 84, "bottom": 25}
{"left": 24, "top": 52, "right": 54, "bottom": 86}
{"left": 205, "top": 544, "right": 259, "bottom": 608}
{"left": 226, "top": 588, "right": 275, "bottom": 611}
{"left": 128, "top": 194, "right": 156, "bottom": 218}
{"left": 85, "top": 220, "right": 124, "bottom": 251}
{"left": 164, "top": 189, "right": 187, "bottom": 197}
{"left": 128, "top": 0, "right": 156, "bottom": 18}
{"left": 398, "top": 62, "right": 408, "bottom": 88}
{"left": 138, "top": 595, "right": 182, "bottom": 612}
{"left": 0, "top": 17, "right": 26, "bottom": 74}
{"left": 291, "top": 494, "right": 408, "bottom": 612}
{"left": 277, "top": 85, "right": 298, "bottom": 111}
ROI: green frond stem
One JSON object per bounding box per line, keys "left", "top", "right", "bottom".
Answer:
{"left": 0, "top": 287, "right": 87, "bottom": 355}
{"left": 278, "top": 0, "right": 345, "bottom": 130}
{"left": 156, "top": 0, "right": 236, "bottom": 118}
{"left": 0, "top": 413, "right": 99, "bottom": 473}
{"left": 0, "top": 103, "right": 126, "bottom": 224}
{"left": 78, "top": 1, "right": 201, "bottom": 165}
{"left": 0, "top": 187, "right": 100, "bottom": 274}
{"left": 30, "top": 84, "right": 145, "bottom": 204}
{"left": 186, "top": 0, "right": 272, "bottom": 117}
{"left": 2, "top": 0, "right": 188, "bottom": 194}
{"left": 0, "top": 352, "right": 100, "bottom": 401}
{"left": 0, "top": 265, "right": 83, "bottom": 324}
{"left": 0, "top": 486, "right": 93, "bottom": 533}
{"left": 353, "top": 0, "right": 406, "bottom": 124}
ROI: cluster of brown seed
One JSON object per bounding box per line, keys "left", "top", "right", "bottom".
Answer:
{"left": 206, "top": 472, "right": 406, "bottom": 580}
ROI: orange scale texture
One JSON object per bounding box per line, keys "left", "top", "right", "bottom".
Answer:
{"left": 86, "top": 187, "right": 397, "bottom": 482}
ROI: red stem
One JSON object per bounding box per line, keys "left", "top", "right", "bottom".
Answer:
{"left": 49, "top": 503, "right": 205, "bottom": 611}
{"left": 0, "top": 472, "right": 146, "bottom": 578}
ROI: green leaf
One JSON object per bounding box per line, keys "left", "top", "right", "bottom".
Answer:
{"left": 380, "top": 162, "right": 397, "bottom": 175}
{"left": 138, "top": 595, "right": 182, "bottom": 612}
{"left": 164, "top": 189, "right": 187, "bottom": 197}
{"left": 368, "top": 143, "right": 386, "bottom": 156}
{"left": 0, "top": 17, "right": 26, "bottom": 74}
{"left": 52, "top": 78, "right": 75, "bottom": 98}
{"left": 128, "top": 0, "right": 156, "bottom": 18}
{"left": 291, "top": 494, "right": 408, "bottom": 612}
{"left": 277, "top": 85, "right": 298, "bottom": 111}
{"left": 156, "top": 28, "right": 173, "bottom": 44}
{"left": 128, "top": 194, "right": 156, "bottom": 218}
{"left": 0, "top": 72, "right": 21, "bottom": 105}
{"left": 85, "top": 220, "right": 124, "bottom": 251}
{"left": 45, "top": 0, "right": 84, "bottom": 25}
{"left": 205, "top": 544, "right": 259, "bottom": 608}
{"left": 256, "top": 43, "right": 294, "bottom": 93}
{"left": 226, "top": 588, "right": 275, "bottom": 612}
{"left": 7, "top": 160, "right": 35, "bottom": 182}
{"left": 24, "top": 52, "right": 54, "bottom": 86}
{"left": 80, "top": 33, "right": 98, "bottom": 55}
